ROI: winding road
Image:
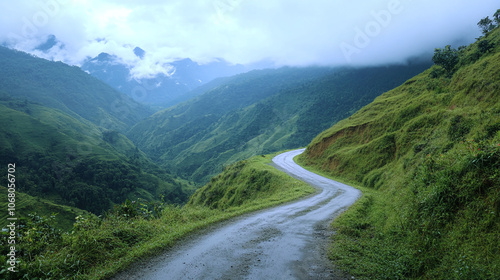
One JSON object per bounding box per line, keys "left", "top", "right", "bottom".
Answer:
{"left": 113, "top": 149, "right": 361, "bottom": 280}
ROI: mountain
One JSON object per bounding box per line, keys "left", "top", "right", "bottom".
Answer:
{"left": 81, "top": 52, "right": 248, "bottom": 109}
{"left": 297, "top": 27, "right": 500, "bottom": 278}
{"left": 35, "top": 34, "right": 59, "bottom": 51}
{"left": 0, "top": 46, "right": 152, "bottom": 132}
{"left": 128, "top": 62, "right": 431, "bottom": 183}
{"left": 0, "top": 48, "right": 194, "bottom": 214}
{"left": 0, "top": 98, "right": 191, "bottom": 214}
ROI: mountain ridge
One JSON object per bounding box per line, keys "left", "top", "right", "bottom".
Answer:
{"left": 128, "top": 63, "right": 431, "bottom": 183}
{"left": 0, "top": 49, "right": 194, "bottom": 214}
{"left": 0, "top": 46, "right": 152, "bottom": 132}
{"left": 82, "top": 52, "right": 250, "bottom": 109}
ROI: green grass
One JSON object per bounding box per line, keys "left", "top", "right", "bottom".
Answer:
{"left": 188, "top": 151, "right": 316, "bottom": 210}
{"left": 0, "top": 186, "right": 87, "bottom": 231}
{"left": 0, "top": 152, "right": 315, "bottom": 279}
{"left": 297, "top": 26, "right": 500, "bottom": 279}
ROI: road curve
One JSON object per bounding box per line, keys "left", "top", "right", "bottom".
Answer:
{"left": 113, "top": 149, "right": 361, "bottom": 280}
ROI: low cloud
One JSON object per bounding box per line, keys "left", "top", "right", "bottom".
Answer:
{"left": 1, "top": 0, "right": 498, "bottom": 78}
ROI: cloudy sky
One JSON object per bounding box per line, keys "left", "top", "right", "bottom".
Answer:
{"left": 1, "top": 0, "right": 498, "bottom": 78}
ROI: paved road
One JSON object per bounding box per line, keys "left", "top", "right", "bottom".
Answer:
{"left": 114, "top": 149, "right": 361, "bottom": 280}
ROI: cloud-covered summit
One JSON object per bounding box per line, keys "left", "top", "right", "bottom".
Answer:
{"left": 1, "top": 0, "right": 497, "bottom": 79}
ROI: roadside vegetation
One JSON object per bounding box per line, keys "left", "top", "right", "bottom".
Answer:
{"left": 298, "top": 11, "right": 500, "bottom": 279}
{"left": 0, "top": 153, "right": 314, "bottom": 279}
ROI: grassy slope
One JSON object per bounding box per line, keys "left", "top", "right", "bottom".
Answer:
{"left": 187, "top": 152, "right": 316, "bottom": 210}
{"left": 2, "top": 153, "right": 314, "bottom": 279}
{"left": 0, "top": 46, "right": 151, "bottom": 131}
{"left": 298, "top": 29, "right": 500, "bottom": 279}
{"left": 129, "top": 63, "right": 430, "bottom": 183}
{"left": 0, "top": 185, "right": 87, "bottom": 231}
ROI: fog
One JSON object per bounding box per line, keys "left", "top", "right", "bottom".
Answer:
{"left": 1, "top": 0, "right": 497, "bottom": 78}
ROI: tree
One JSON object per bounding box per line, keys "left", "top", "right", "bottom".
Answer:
{"left": 494, "top": 9, "right": 500, "bottom": 25}
{"left": 478, "top": 16, "right": 494, "bottom": 35}
{"left": 432, "top": 45, "right": 459, "bottom": 76}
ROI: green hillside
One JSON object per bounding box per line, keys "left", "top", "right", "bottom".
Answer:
{"left": 0, "top": 47, "right": 152, "bottom": 131}
{"left": 0, "top": 185, "right": 87, "bottom": 231}
{"left": 0, "top": 99, "right": 192, "bottom": 214}
{"left": 188, "top": 153, "right": 315, "bottom": 210}
{"left": 298, "top": 26, "right": 500, "bottom": 279}
{"left": 129, "top": 63, "right": 430, "bottom": 183}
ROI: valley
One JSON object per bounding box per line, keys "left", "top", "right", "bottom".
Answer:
{"left": 0, "top": 6, "right": 499, "bottom": 280}
{"left": 128, "top": 63, "right": 430, "bottom": 184}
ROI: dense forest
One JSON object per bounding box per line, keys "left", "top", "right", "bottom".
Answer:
{"left": 0, "top": 99, "right": 190, "bottom": 215}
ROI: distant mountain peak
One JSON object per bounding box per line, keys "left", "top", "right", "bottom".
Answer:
{"left": 35, "top": 34, "right": 59, "bottom": 51}
{"left": 92, "top": 52, "right": 114, "bottom": 63}
{"left": 81, "top": 54, "right": 249, "bottom": 108}
{"left": 133, "top": 47, "right": 146, "bottom": 59}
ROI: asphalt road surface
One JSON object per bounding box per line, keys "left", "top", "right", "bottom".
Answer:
{"left": 113, "top": 149, "right": 361, "bottom": 280}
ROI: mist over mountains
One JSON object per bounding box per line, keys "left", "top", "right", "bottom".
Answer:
{"left": 81, "top": 49, "right": 253, "bottom": 109}
{"left": 30, "top": 34, "right": 254, "bottom": 109}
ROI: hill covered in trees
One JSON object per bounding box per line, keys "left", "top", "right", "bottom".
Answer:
{"left": 128, "top": 62, "right": 431, "bottom": 183}
{"left": 0, "top": 46, "right": 152, "bottom": 132}
{"left": 0, "top": 49, "right": 194, "bottom": 214}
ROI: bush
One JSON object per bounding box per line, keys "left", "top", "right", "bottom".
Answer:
{"left": 408, "top": 139, "right": 500, "bottom": 277}
{"left": 0, "top": 213, "right": 62, "bottom": 262}
{"left": 112, "top": 198, "right": 166, "bottom": 220}
{"left": 478, "top": 40, "right": 495, "bottom": 55}
{"left": 429, "top": 67, "right": 446, "bottom": 79}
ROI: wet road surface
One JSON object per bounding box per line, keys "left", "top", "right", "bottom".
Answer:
{"left": 113, "top": 149, "right": 361, "bottom": 280}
